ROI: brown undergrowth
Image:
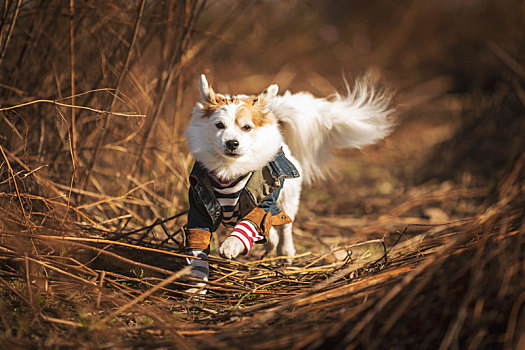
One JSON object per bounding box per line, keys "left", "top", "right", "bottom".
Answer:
{"left": 0, "top": 149, "right": 523, "bottom": 348}
{"left": 1, "top": 0, "right": 525, "bottom": 348}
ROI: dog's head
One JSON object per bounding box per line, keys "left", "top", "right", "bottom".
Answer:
{"left": 185, "top": 74, "right": 282, "bottom": 180}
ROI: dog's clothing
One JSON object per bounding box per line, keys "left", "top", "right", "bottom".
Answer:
{"left": 185, "top": 249, "right": 209, "bottom": 294}
{"left": 185, "top": 148, "right": 300, "bottom": 253}
{"left": 209, "top": 173, "right": 252, "bottom": 228}
{"left": 209, "top": 174, "right": 266, "bottom": 253}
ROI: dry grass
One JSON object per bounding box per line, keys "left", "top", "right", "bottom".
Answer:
{"left": 1, "top": 0, "right": 525, "bottom": 348}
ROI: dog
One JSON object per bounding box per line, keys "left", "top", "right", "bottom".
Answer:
{"left": 183, "top": 74, "right": 394, "bottom": 290}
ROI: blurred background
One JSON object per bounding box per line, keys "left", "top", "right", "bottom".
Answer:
{"left": 1, "top": 0, "right": 524, "bottom": 348}
{"left": 1, "top": 0, "right": 523, "bottom": 231}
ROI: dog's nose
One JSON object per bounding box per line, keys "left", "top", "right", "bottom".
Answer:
{"left": 226, "top": 140, "right": 239, "bottom": 151}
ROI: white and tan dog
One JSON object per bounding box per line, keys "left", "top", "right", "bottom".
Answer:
{"left": 185, "top": 74, "right": 394, "bottom": 262}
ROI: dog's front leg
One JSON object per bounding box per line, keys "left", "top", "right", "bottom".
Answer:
{"left": 276, "top": 223, "right": 295, "bottom": 264}
{"left": 220, "top": 220, "right": 265, "bottom": 259}
{"left": 219, "top": 236, "right": 246, "bottom": 259}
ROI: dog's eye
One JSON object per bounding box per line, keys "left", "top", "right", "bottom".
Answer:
{"left": 242, "top": 125, "right": 252, "bottom": 132}
{"left": 215, "top": 122, "right": 225, "bottom": 129}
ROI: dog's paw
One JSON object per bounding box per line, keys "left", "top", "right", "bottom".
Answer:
{"left": 278, "top": 243, "right": 296, "bottom": 265}
{"left": 219, "top": 237, "right": 246, "bottom": 259}
{"left": 185, "top": 282, "right": 208, "bottom": 295}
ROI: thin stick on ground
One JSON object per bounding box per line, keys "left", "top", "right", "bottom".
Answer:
{"left": 0, "top": 0, "right": 21, "bottom": 67}
{"left": 0, "top": 145, "right": 27, "bottom": 221}
{"left": 69, "top": 0, "right": 77, "bottom": 194}
{"left": 0, "top": 99, "right": 145, "bottom": 117}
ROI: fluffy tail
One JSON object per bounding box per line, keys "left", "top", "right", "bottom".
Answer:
{"left": 268, "top": 78, "right": 395, "bottom": 184}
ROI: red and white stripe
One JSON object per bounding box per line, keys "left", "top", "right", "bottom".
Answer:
{"left": 230, "top": 220, "right": 265, "bottom": 254}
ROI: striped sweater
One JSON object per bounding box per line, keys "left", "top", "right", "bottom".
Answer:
{"left": 210, "top": 173, "right": 265, "bottom": 254}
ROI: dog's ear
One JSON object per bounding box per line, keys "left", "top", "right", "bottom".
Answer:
{"left": 199, "top": 74, "right": 216, "bottom": 104}
{"left": 258, "top": 84, "right": 279, "bottom": 101}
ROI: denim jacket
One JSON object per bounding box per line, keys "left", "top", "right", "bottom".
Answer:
{"left": 185, "top": 148, "right": 300, "bottom": 250}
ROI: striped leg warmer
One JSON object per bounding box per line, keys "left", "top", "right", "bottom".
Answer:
{"left": 185, "top": 249, "right": 209, "bottom": 294}
{"left": 230, "top": 220, "right": 265, "bottom": 255}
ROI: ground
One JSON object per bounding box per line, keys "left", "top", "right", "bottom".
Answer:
{"left": 0, "top": 1, "right": 524, "bottom": 348}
